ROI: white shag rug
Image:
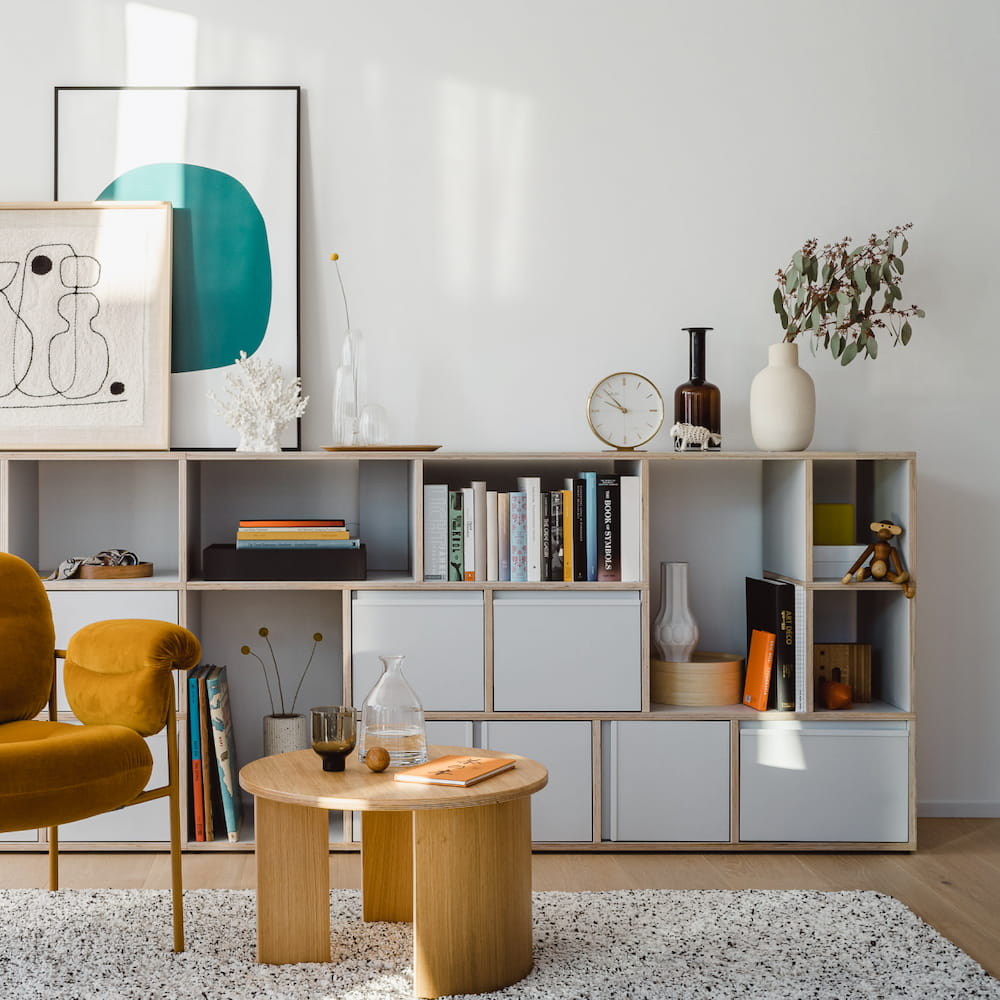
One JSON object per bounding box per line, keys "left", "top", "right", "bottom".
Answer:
{"left": 1, "top": 888, "right": 997, "bottom": 999}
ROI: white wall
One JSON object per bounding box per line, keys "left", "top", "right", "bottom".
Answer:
{"left": 3, "top": 0, "right": 997, "bottom": 816}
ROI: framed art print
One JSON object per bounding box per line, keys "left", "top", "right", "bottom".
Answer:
{"left": 55, "top": 85, "right": 300, "bottom": 449}
{"left": 0, "top": 201, "right": 171, "bottom": 450}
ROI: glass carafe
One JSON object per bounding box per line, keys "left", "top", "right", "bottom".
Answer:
{"left": 357, "top": 654, "right": 428, "bottom": 767}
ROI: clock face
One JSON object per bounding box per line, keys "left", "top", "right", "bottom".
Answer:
{"left": 587, "top": 372, "right": 665, "bottom": 450}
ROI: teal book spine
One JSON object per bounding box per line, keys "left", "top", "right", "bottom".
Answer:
{"left": 205, "top": 665, "right": 242, "bottom": 843}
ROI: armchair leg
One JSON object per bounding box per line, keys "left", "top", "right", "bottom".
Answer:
{"left": 166, "top": 699, "right": 185, "bottom": 953}
{"left": 48, "top": 827, "right": 59, "bottom": 890}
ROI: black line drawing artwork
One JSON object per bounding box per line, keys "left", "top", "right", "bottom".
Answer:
{"left": 0, "top": 242, "right": 122, "bottom": 406}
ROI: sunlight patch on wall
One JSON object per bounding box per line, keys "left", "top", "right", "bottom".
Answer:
{"left": 436, "top": 78, "right": 532, "bottom": 300}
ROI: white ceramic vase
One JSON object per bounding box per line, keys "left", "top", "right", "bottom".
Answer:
{"left": 262, "top": 714, "right": 309, "bottom": 756}
{"left": 749, "top": 342, "right": 816, "bottom": 451}
{"left": 652, "top": 561, "right": 699, "bottom": 661}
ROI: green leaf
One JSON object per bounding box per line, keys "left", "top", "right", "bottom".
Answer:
{"left": 808, "top": 256, "right": 819, "bottom": 281}
{"left": 831, "top": 333, "right": 843, "bottom": 357}
{"left": 867, "top": 265, "right": 881, "bottom": 289}
{"left": 901, "top": 237, "right": 909, "bottom": 254}
{"left": 822, "top": 262, "right": 833, "bottom": 283}
{"left": 773, "top": 287, "right": 784, "bottom": 313}
{"left": 882, "top": 260, "right": 894, "bottom": 280}
{"left": 793, "top": 250, "right": 805, "bottom": 274}
{"left": 779, "top": 308, "right": 789, "bottom": 329}
{"left": 786, "top": 269, "right": 800, "bottom": 293}
{"left": 915, "top": 308, "right": 926, "bottom": 318}
{"left": 901, "top": 321, "right": 912, "bottom": 345}
{"left": 841, "top": 341, "right": 858, "bottom": 365}
{"left": 853, "top": 265, "right": 867, "bottom": 291}
{"left": 867, "top": 336, "right": 878, "bottom": 359}
{"left": 892, "top": 256, "right": 904, "bottom": 274}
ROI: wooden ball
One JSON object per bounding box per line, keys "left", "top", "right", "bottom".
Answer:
{"left": 823, "top": 681, "right": 853, "bottom": 711}
{"left": 365, "top": 746, "right": 390, "bottom": 772}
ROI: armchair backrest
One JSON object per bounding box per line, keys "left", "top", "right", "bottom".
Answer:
{"left": 0, "top": 552, "right": 56, "bottom": 724}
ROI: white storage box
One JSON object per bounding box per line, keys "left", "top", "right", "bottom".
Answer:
{"left": 351, "top": 591, "right": 485, "bottom": 712}
{"left": 492, "top": 591, "right": 642, "bottom": 711}
{"left": 603, "top": 720, "right": 730, "bottom": 842}
{"left": 739, "top": 721, "right": 909, "bottom": 842}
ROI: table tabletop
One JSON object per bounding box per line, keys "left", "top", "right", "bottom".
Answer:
{"left": 239, "top": 744, "right": 549, "bottom": 812}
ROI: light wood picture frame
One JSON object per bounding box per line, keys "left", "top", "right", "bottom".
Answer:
{"left": 54, "top": 86, "right": 301, "bottom": 450}
{"left": 0, "top": 201, "right": 171, "bottom": 450}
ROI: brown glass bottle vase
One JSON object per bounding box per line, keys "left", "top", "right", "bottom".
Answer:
{"left": 673, "top": 326, "right": 721, "bottom": 450}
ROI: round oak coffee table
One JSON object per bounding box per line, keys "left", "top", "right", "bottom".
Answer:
{"left": 239, "top": 745, "right": 548, "bottom": 999}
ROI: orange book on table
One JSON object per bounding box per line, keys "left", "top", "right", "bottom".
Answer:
{"left": 393, "top": 755, "right": 517, "bottom": 786}
{"left": 743, "top": 628, "right": 776, "bottom": 711}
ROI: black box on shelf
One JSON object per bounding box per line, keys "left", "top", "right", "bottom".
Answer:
{"left": 202, "top": 543, "right": 367, "bottom": 582}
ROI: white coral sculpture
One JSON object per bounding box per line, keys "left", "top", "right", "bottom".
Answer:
{"left": 209, "top": 351, "right": 309, "bottom": 452}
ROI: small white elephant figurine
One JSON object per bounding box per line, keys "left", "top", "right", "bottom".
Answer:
{"left": 669, "top": 422, "right": 721, "bottom": 451}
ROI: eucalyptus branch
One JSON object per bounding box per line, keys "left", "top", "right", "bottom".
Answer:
{"left": 774, "top": 224, "right": 925, "bottom": 365}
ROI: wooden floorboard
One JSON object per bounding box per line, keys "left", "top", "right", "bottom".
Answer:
{"left": 1, "top": 818, "right": 996, "bottom": 978}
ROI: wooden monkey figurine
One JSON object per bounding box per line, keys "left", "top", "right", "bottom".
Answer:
{"left": 842, "top": 520, "right": 915, "bottom": 598}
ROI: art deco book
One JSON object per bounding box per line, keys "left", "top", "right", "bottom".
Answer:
{"left": 393, "top": 754, "right": 517, "bottom": 786}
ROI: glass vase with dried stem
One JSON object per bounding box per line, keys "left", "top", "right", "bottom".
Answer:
{"left": 329, "top": 253, "right": 388, "bottom": 446}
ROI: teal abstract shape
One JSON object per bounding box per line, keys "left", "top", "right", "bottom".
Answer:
{"left": 98, "top": 163, "right": 271, "bottom": 373}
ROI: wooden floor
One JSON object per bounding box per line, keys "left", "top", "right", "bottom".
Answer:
{"left": 2, "top": 818, "right": 997, "bottom": 978}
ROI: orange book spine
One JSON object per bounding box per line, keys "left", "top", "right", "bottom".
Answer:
{"left": 743, "top": 629, "right": 776, "bottom": 711}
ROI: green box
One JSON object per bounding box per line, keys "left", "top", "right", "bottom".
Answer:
{"left": 814, "top": 503, "right": 855, "bottom": 545}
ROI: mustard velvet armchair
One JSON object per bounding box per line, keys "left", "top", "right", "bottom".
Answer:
{"left": 0, "top": 553, "right": 201, "bottom": 952}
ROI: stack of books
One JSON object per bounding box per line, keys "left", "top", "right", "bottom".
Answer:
{"left": 423, "top": 472, "right": 641, "bottom": 583}
{"left": 187, "top": 664, "right": 241, "bottom": 843}
{"left": 235, "top": 518, "right": 359, "bottom": 550}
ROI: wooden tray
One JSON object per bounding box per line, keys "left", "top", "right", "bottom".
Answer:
{"left": 78, "top": 562, "right": 154, "bottom": 580}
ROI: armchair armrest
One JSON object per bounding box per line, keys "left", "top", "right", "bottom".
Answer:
{"left": 63, "top": 619, "right": 201, "bottom": 737}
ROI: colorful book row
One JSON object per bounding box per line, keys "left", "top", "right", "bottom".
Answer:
{"left": 187, "top": 664, "right": 242, "bottom": 843}
{"left": 423, "top": 473, "right": 641, "bottom": 583}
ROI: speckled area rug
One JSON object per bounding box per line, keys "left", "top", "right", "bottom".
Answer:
{"left": 1, "top": 888, "right": 997, "bottom": 999}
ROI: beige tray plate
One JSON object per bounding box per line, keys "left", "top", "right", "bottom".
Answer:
{"left": 322, "top": 445, "right": 442, "bottom": 452}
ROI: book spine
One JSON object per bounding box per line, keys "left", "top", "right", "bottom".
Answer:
{"left": 509, "top": 491, "right": 528, "bottom": 582}
{"left": 486, "top": 489, "right": 499, "bottom": 581}
{"left": 743, "top": 629, "right": 776, "bottom": 711}
{"left": 775, "top": 585, "right": 796, "bottom": 712}
{"left": 497, "top": 492, "right": 511, "bottom": 582}
{"left": 187, "top": 668, "right": 205, "bottom": 843}
{"left": 235, "top": 538, "right": 361, "bottom": 549}
{"left": 596, "top": 474, "right": 621, "bottom": 582}
{"left": 619, "top": 475, "right": 641, "bottom": 583}
{"left": 472, "top": 481, "right": 488, "bottom": 582}
{"left": 462, "top": 486, "right": 476, "bottom": 581}
{"left": 517, "top": 476, "right": 542, "bottom": 582}
{"left": 448, "top": 490, "right": 464, "bottom": 581}
{"left": 572, "top": 477, "right": 588, "bottom": 582}
{"left": 238, "top": 519, "right": 345, "bottom": 527}
{"left": 561, "top": 487, "right": 574, "bottom": 582}
{"left": 581, "top": 471, "right": 598, "bottom": 581}
{"left": 422, "top": 484, "right": 449, "bottom": 581}
{"left": 549, "top": 490, "right": 564, "bottom": 581}
{"left": 541, "top": 490, "right": 551, "bottom": 581}
{"left": 197, "top": 668, "right": 214, "bottom": 841}
{"left": 205, "top": 666, "right": 242, "bottom": 843}
{"left": 236, "top": 530, "right": 350, "bottom": 539}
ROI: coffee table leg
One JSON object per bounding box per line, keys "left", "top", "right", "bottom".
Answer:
{"left": 254, "top": 795, "right": 331, "bottom": 964}
{"left": 412, "top": 796, "right": 533, "bottom": 999}
{"left": 361, "top": 810, "right": 413, "bottom": 922}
